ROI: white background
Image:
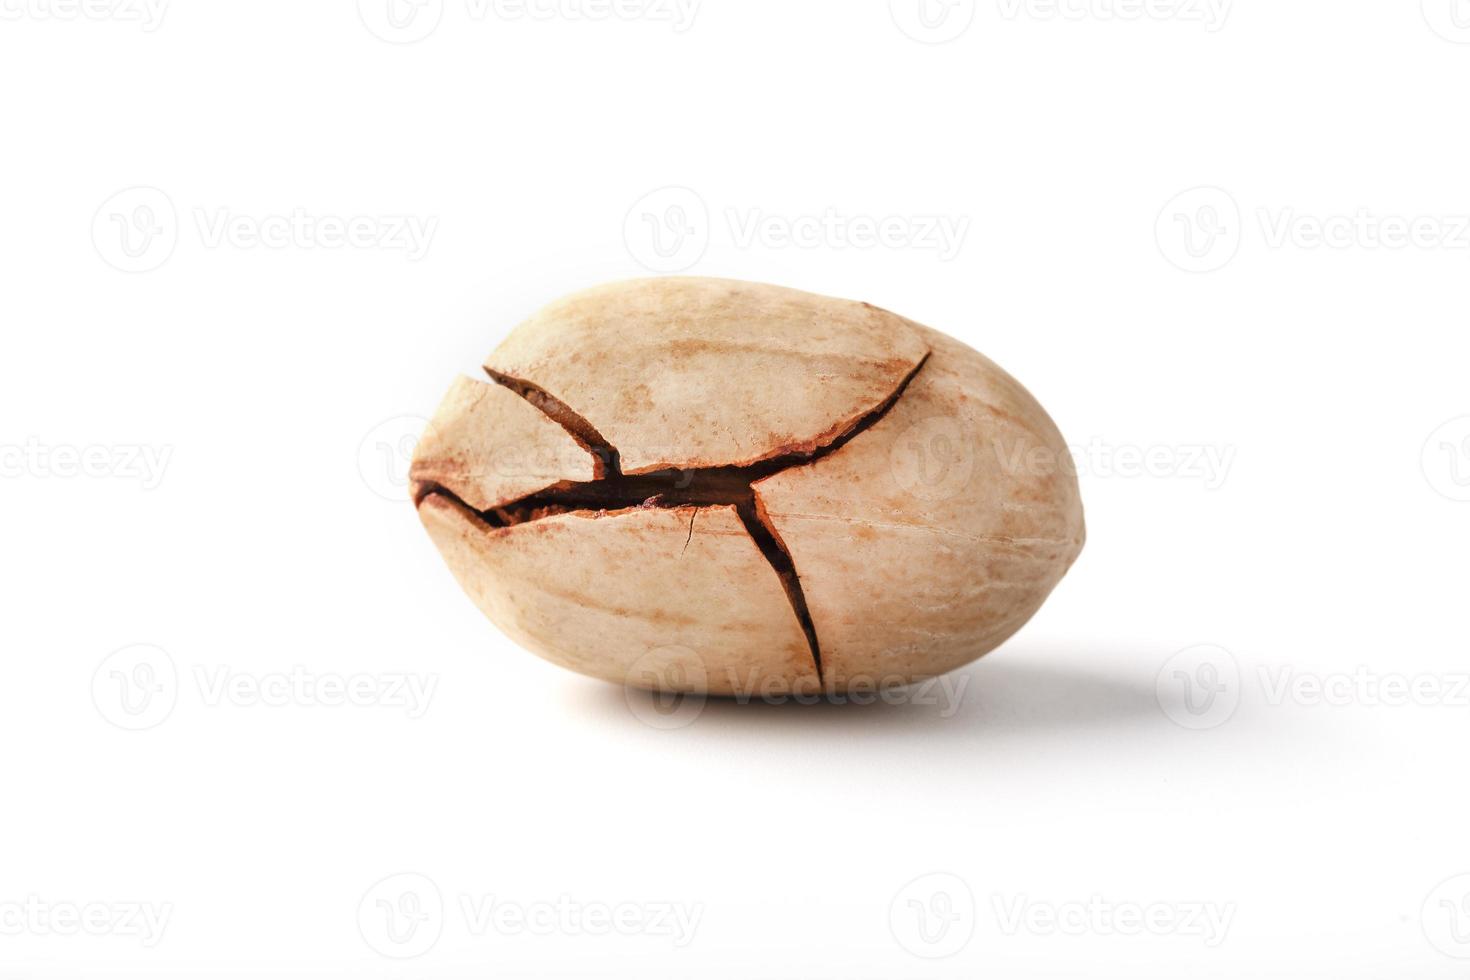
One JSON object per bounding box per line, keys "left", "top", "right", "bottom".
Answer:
{"left": 2, "top": 1, "right": 1468, "bottom": 976}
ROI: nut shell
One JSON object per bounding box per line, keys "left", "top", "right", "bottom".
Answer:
{"left": 418, "top": 497, "right": 816, "bottom": 695}
{"left": 411, "top": 375, "right": 595, "bottom": 510}
{"left": 484, "top": 277, "right": 928, "bottom": 474}
{"left": 413, "top": 277, "right": 1084, "bottom": 695}
{"left": 753, "top": 324, "right": 1085, "bottom": 688}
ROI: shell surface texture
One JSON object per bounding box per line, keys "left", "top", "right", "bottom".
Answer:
{"left": 412, "top": 278, "right": 1084, "bottom": 697}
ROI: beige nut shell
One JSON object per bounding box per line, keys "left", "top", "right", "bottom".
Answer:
{"left": 410, "top": 375, "right": 595, "bottom": 511}
{"left": 753, "top": 324, "right": 1086, "bottom": 688}
{"left": 484, "top": 277, "right": 929, "bottom": 474}
{"left": 414, "top": 277, "right": 1084, "bottom": 695}
{"left": 419, "top": 497, "right": 816, "bottom": 695}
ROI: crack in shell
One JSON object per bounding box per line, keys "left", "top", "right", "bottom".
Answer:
{"left": 422, "top": 353, "right": 933, "bottom": 683}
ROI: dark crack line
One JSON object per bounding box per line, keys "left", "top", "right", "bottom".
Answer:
{"left": 430, "top": 354, "right": 933, "bottom": 682}
{"left": 682, "top": 507, "right": 697, "bottom": 556}
{"left": 485, "top": 366, "right": 621, "bottom": 478}
{"left": 735, "top": 496, "right": 822, "bottom": 681}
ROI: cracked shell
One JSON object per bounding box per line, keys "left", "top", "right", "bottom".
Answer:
{"left": 412, "top": 277, "right": 1084, "bottom": 696}
{"left": 418, "top": 499, "right": 817, "bottom": 695}
{"left": 485, "top": 277, "right": 929, "bottom": 474}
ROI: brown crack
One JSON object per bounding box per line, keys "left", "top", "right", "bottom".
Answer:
{"left": 484, "top": 366, "right": 621, "bottom": 478}
{"left": 737, "top": 494, "right": 820, "bottom": 679}
{"left": 422, "top": 353, "right": 932, "bottom": 682}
